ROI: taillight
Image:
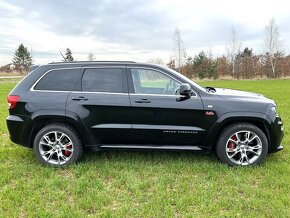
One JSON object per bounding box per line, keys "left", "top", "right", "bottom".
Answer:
{"left": 7, "top": 95, "right": 20, "bottom": 109}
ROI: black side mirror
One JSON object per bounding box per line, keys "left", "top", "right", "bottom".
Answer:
{"left": 179, "top": 83, "right": 192, "bottom": 96}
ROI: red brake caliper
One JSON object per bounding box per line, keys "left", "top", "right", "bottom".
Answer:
{"left": 228, "top": 135, "right": 237, "bottom": 152}
{"left": 64, "top": 145, "right": 72, "bottom": 156}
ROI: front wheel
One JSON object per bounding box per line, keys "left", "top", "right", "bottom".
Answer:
{"left": 33, "top": 123, "right": 83, "bottom": 166}
{"left": 216, "top": 123, "right": 268, "bottom": 166}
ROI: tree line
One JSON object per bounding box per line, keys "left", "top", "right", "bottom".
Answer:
{"left": 155, "top": 19, "right": 288, "bottom": 79}
{"left": 163, "top": 45, "right": 290, "bottom": 79}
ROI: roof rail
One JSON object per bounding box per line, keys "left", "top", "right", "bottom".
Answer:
{"left": 48, "top": 61, "right": 137, "bottom": 64}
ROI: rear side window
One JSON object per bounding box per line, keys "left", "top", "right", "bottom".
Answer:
{"left": 82, "top": 68, "right": 125, "bottom": 93}
{"left": 34, "top": 69, "right": 79, "bottom": 91}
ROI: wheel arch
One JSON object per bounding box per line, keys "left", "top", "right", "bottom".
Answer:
{"left": 27, "top": 110, "right": 94, "bottom": 147}
{"left": 205, "top": 112, "right": 272, "bottom": 151}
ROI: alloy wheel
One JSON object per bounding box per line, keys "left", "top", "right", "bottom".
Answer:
{"left": 225, "top": 131, "right": 263, "bottom": 166}
{"left": 39, "top": 131, "right": 74, "bottom": 165}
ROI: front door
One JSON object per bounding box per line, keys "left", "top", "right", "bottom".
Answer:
{"left": 128, "top": 67, "right": 205, "bottom": 145}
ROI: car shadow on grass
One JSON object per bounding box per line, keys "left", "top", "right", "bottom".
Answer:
{"left": 81, "top": 149, "right": 219, "bottom": 166}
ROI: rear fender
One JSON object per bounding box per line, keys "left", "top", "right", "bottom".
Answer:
{"left": 26, "top": 110, "right": 94, "bottom": 147}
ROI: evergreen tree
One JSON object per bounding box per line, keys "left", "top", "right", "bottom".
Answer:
{"left": 236, "top": 47, "right": 254, "bottom": 79}
{"left": 12, "top": 44, "right": 33, "bottom": 72}
{"left": 63, "top": 48, "right": 74, "bottom": 62}
{"left": 193, "top": 51, "right": 217, "bottom": 79}
{"left": 236, "top": 47, "right": 253, "bottom": 59}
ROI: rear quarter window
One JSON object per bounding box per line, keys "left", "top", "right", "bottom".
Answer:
{"left": 34, "top": 68, "right": 80, "bottom": 91}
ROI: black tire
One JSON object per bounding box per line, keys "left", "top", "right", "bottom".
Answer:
{"left": 216, "top": 122, "right": 268, "bottom": 166}
{"left": 33, "top": 123, "right": 83, "bottom": 167}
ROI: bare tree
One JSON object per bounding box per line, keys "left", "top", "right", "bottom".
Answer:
{"left": 264, "top": 19, "right": 283, "bottom": 77}
{"left": 88, "top": 51, "right": 96, "bottom": 61}
{"left": 173, "top": 28, "right": 186, "bottom": 73}
{"left": 207, "top": 43, "right": 213, "bottom": 60}
{"left": 148, "top": 58, "right": 164, "bottom": 65}
{"left": 226, "top": 27, "right": 242, "bottom": 77}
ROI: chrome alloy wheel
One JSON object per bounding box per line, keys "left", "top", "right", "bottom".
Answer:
{"left": 39, "top": 131, "right": 74, "bottom": 165}
{"left": 225, "top": 131, "right": 263, "bottom": 166}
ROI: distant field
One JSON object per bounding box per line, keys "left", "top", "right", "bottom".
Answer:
{"left": 0, "top": 78, "right": 289, "bottom": 217}
{"left": 0, "top": 72, "right": 24, "bottom": 76}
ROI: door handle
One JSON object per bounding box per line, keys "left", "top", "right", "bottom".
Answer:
{"left": 72, "top": 96, "right": 88, "bottom": 101}
{"left": 134, "top": 99, "right": 151, "bottom": 103}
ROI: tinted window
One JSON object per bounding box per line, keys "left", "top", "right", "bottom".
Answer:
{"left": 82, "top": 68, "right": 124, "bottom": 93}
{"left": 34, "top": 69, "right": 79, "bottom": 91}
{"left": 131, "top": 69, "right": 180, "bottom": 95}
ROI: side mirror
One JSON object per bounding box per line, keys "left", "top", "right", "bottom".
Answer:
{"left": 179, "top": 83, "right": 192, "bottom": 96}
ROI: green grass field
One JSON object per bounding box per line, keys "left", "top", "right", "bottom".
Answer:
{"left": 0, "top": 79, "right": 289, "bottom": 217}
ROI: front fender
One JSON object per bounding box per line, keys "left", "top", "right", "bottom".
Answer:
{"left": 204, "top": 111, "right": 272, "bottom": 148}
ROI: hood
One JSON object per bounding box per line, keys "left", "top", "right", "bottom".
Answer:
{"left": 213, "top": 88, "right": 275, "bottom": 105}
{"left": 215, "top": 88, "right": 263, "bottom": 98}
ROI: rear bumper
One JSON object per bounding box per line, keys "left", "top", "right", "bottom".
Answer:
{"left": 6, "top": 115, "right": 30, "bottom": 147}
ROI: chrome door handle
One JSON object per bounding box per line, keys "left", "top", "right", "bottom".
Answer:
{"left": 134, "top": 99, "right": 151, "bottom": 103}
{"left": 72, "top": 96, "right": 88, "bottom": 101}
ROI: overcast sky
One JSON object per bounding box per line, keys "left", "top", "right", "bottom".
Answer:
{"left": 0, "top": 0, "right": 290, "bottom": 65}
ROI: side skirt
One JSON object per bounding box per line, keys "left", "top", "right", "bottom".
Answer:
{"left": 84, "top": 145, "right": 212, "bottom": 154}
{"left": 100, "top": 145, "right": 202, "bottom": 151}
{"left": 84, "top": 144, "right": 211, "bottom": 153}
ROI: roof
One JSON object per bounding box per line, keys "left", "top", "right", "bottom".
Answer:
{"left": 46, "top": 61, "right": 166, "bottom": 71}
{"left": 48, "top": 61, "right": 137, "bottom": 65}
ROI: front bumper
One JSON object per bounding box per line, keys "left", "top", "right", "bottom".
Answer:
{"left": 269, "top": 116, "right": 284, "bottom": 153}
{"left": 275, "top": 145, "right": 284, "bottom": 151}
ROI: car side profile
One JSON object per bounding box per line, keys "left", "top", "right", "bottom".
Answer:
{"left": 6, "top": 61, "right": 284, "bottom": 166}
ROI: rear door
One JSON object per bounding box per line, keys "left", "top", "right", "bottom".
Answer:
{"left": 66, "top": 66, "right": 132, "bottom": 145}
{"left": 128, "top": 67, "right": 205, "bottom": 145}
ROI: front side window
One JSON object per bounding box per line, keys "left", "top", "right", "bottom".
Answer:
{"left": 82, "top": 68, "right": 124, "bottom": 93}
{"left": 131, "top": 68, "right": 180, "bottom": 95}
{"left": 34, "top": 68, "right": 79, "bottom": 91}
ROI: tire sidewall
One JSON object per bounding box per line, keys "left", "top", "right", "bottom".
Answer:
{"left": 216, "top": 123, "right": 268, "bottom": 166}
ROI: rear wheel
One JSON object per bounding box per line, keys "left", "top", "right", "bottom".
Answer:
{"left": 33, "top": 123, "right": 83, "bottom": 166}
{"left": 216, "top": 123, "right": 268, "bottom": 166}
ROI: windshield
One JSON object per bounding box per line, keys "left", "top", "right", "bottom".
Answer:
{"left": 165, "top": 67, "right": 206, "bottom": 92}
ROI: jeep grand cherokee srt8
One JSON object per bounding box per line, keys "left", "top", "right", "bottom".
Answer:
{"left": 6, "top": 61, "right": 284, "bottom": 166}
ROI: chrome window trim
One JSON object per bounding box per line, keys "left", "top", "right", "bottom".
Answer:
{"left": 30, "top": 66, "right": 127, "bottom": 94}
{"left": 30, "top": 90, "right": 71, "bottom": 93}
{"left": 70, "top": 92, "right": 191, "bottom": 98}
{"left": 71, "top": 91, "right": 128, "bottom": 95}
{"left": 30, "top": 67, "right": 81, "bottom": 93}
{"left": 130, "top": 93, "right": 188, "bottom": 98}
{"left": 29, "top": 65, "right": 198, "bottom": 98}
{"left": 129, "top": 67, "right": 198, "bottom": 97}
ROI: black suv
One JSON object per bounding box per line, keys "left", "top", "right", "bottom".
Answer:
{"left": 7, "top": 61, "right": 284, "bottom": 166}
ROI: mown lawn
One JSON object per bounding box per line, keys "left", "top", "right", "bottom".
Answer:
{"left": 0, "top": 79, "right": 289, "bottom": 217}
